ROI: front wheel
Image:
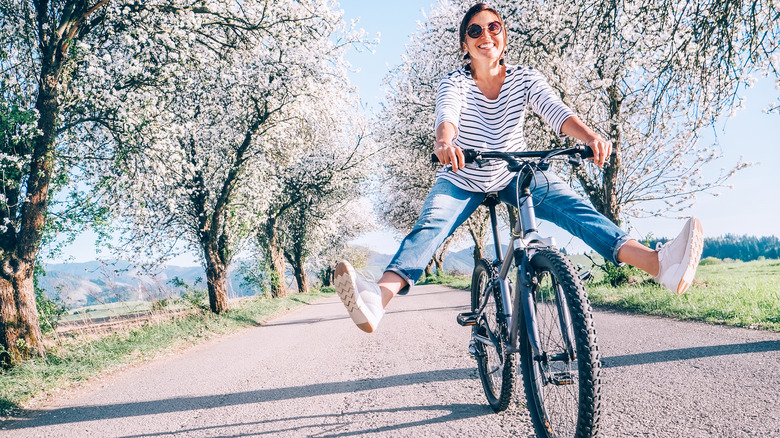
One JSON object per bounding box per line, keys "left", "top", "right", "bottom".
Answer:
{"left": 519, "top": 249, "right": 601, "bottom": 437}
{"left": 471, "top": 259, "right": 516, "bottom": 412}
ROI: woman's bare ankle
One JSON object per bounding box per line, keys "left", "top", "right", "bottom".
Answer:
{"left": 377, "top": 271, "right": 408, "bottom": 307}
{"left": 617, "top": 239, "right": 660, "bottom": 276}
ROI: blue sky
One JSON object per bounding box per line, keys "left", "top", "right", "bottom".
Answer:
{"left": 341, "top": 0, "right": 780, "bottom": 255}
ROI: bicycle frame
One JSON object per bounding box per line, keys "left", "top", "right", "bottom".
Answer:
{"left": 479, "top": 169, "right": 575, "bottom": 361}
{"left": 459, "top": 145, "right": 599, "bottom": 429}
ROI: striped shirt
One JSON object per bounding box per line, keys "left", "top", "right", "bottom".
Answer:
{"left": 434, "top": 65, "right": 575, "bottom": 192}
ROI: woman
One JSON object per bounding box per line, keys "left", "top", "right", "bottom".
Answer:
{"left": 335, "top": 3, "right": 703, "bottom": 333}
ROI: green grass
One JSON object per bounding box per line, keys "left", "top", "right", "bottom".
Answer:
{"left": 419, "top": 273, "right": 472, "bottom": 290}
{"left": 0, "top": 288, "right": 336, "bottom": 416}
{"left": 586, "top": 259, "right": 780, "bottom": 331}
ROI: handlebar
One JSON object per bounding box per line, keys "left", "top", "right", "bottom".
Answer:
{"left": 430, "top": 145, "right": 594, "bottom": 165}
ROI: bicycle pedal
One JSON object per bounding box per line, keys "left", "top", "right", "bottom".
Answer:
{"left": 456, "top": 312, "right": 478, "bottom": 326}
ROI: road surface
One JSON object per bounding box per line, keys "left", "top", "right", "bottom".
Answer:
{"left": 3, "top": 285, "right": 779, "bottom": 437}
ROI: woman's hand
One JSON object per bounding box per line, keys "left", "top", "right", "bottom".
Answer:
{"left": 434, "top": 141, "right": 466, "bottom": 172}
{"left": 586, "top": 136, "right": 612, "bottom": 168}
{"left": 561, "top": 116, "right": 612, "bottom": 167}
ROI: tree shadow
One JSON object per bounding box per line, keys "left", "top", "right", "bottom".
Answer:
{"left": 262, "top": 304, "right": 469, "bottom": 328}
{"left": 5, "top": 368, "right": 479, "bottom": 430}
{"left": 601, "top": 340, "right": 780, "bottom": 368}
{"left": 111, "top": 403, "right": 494, "bottom": 438}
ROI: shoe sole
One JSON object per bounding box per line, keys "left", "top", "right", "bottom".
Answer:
{"left": 675, "top": 218, "right": 704, "bottom": 294}
{"left": 334, "top": 262, "right": 375, "bottom": 333}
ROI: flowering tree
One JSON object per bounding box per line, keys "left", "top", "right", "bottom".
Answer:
{"left": 379, "top": 0, "right": 779, "bottom": 255}
{"left": 0, "top": 0, "right": 370, "bottom": 365}
{"left": 256, "top": 106, "right": 377, "bottom": 297}
{"left": 96, "top": 0, "right": 368, "bottom": 311}
{"left": 0, "top": 0, "right": 154, "bottom": 365}
{"left": 499, "top": 0, "right": 780, "bottom": 224}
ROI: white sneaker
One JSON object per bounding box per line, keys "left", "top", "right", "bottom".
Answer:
{"left": 334, "top": 261, "right": 385, "bottom": 333}
{"left": 655, "top": 218, "right": 704, "bottom": 294}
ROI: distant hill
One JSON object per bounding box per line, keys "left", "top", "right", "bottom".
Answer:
{"left": 38, "top": 261, "right": 246, "bottom": 308}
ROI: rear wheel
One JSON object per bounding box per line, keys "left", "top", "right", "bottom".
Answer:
{"left": 519, "top": 249, "right": 601, "bottom": 437}
{"left": 471, "top": 259, "right": 516, "bottom": 412}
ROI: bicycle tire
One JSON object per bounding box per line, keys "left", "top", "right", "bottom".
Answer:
{"left": 519, "top": 249, "right": 601, "bottom": 437}
{"left": 471, "top": 259, "right": 517, "bottom": 412}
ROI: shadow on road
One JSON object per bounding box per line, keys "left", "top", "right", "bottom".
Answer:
{"left": 109, "top": 403, "right": 493, "bottom": 438}
{"left": 602, "top": 340, "right": 780, "bottom": 368}
{"left": 5, "top": 367, "right": 481, "bottom": 430}
{"left": 262, "top": 304, "right": 469, "bottom": 328}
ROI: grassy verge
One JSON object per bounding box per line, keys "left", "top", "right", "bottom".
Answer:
{"left": 419, "top": 259, "right": 780, "bottom": 332}
{"left": 586, "top": 259, "right": 780, "bottom": 331}
{"left": 418, "top": 273, "right": 472, "bottom": 290}
{"left": 0, "top": 288, "right": 336, "bottom": 416}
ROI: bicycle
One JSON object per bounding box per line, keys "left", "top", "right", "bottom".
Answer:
{"left": 434, "top": 145, "right": 602, "bottom": 437}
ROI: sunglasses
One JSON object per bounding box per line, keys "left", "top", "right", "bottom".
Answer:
{"left": 466, "top": 21, "right": 502, "bottom": 39}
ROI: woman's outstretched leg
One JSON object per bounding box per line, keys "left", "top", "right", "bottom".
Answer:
{"left": 335, "top": 179, "right": 484, "bottom": 333}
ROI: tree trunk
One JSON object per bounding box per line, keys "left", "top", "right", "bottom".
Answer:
{"left": 433, "top": 236, "right": 453, "bottom": 274}
{"left": 0, "top": 268, "right": 43, "bottom": 366}
{"left": 0, "top": 1, "right": 114, "bottom": 365}
{"left": 598, "top": 85, "right": 623, "bottom": 225}
{"left": 467, "top": 213, "right": 488, "bottom": 265}
{"left": 292, "top": 257, "right": 308, "bottom": 293}
{"left": 204, "top": 246, "right": 229, "bottom": 314}
{"left": 507, "top": 205, "right": 518, "bottom": 244}
{"left": 264, "top": 221, "right": 287, "bottom": 298}
{"left": 424, "top": 259, "right": 435, "bottom": 278}
{"left": 320, "top": 266, "right": 334, "bottom": 287}
{"left": 0, "top": 66, "right": 61, "bottom": 364}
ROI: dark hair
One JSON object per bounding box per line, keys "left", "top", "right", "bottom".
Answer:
{"left": 459, "top": 3, "right": 506, "bottom": 70}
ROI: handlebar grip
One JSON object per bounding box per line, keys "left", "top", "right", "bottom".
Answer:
{"left": 578, "top": 144, "right": 593, "bottom": 159}
{"left": 579, "top": 145, "right": 595, "bottom": 159}
{"left": 430, "top": 149, "right": 479, "bottom": 164}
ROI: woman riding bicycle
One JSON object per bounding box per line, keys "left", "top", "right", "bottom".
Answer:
{"left": 335, "top": 2, "right": 703, "bottom": 333}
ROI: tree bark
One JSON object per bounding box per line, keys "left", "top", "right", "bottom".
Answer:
{"left": 467, "top": 212, "right": 488, "bottom": 265}
{"left": 0, "top": 268, "right": 43, "bottom": 366}
{"left": 601, "top": 84, "right": 623, "bottom": 226}
{"left": 264, "top": 219, "right": 287, "bottom": 298}
{"left": 291, "top": 255, "right": 308, "bottom": 293}
{"left": 320, "top": 266, "right": 334, "bottom": 287}
{"left": 424, "top": 259, "right": 435, "bottom": 278}
{"left": 203, "top": 246, "right": 229, "bottom": 314}
{"left": 0, "top": 64, "right": 62, "bottom": 364}
{"left": 574, "top": 85, "right": 623, "bottom": 226}
{"left": 433, "top": 236, "right": 453, "bottom": 274}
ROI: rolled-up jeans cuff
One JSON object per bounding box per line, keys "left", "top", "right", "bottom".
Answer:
{"left": 611, "top": 235, "right": 632, "bottom": 266}
{"left": 385, "top": 267, "right": 415, "bottom": 295}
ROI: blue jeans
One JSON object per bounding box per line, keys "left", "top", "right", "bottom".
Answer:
{"left": 385, "top": 172, "right": 630, "bottom": 292}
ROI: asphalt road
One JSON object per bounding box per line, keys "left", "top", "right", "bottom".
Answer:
{"left": 2, "top": 285, "right": 779, "bottom": 437}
